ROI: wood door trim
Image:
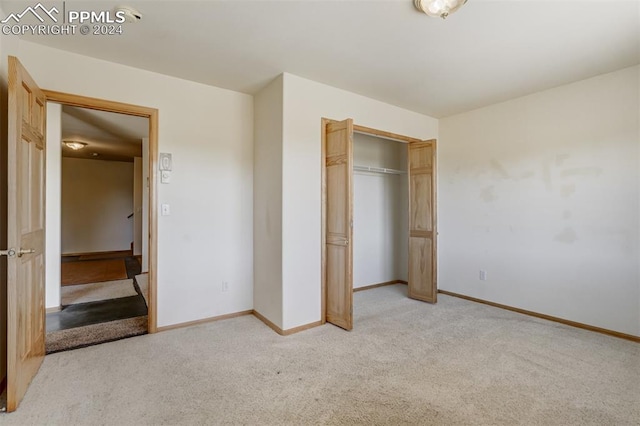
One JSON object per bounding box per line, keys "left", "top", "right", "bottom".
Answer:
{"left": 253, "top": 310, "right": 323, "bottom": 336}
{"left": 156, "top": 310, "right": 253, "bottom": 332}
{"left": 42, "top": 90, "right": 153, "bottom": 117}
{"left": 43, "top": 90, "right": 159, "bottom": 334}
{"left": 354, "top": 280, "right": 408, "bottom": 292}
{"left": 438, "top": 290, "right": 640, "bottom": 343}
{"left": 353, "top": 124, "right": 423, "bottom": 144}
{"left": 320, "top": 118, "right": 331, "bottom": 325}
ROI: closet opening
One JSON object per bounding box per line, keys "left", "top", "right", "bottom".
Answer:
{"left": 352, "top": 132, "right": 408, "bottom": 293}
{"left": 321, "top": 119, "right": 437, "bottom": 331}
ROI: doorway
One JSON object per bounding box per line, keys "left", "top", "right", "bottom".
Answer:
{"left": 44, "top": 91, "right": 159, "bottom": 336}
{"left": 321, "top": 118, "right": 437, "bottom": 330}
{"left": 45, "top": 105, "right": 150, "bottom": 353}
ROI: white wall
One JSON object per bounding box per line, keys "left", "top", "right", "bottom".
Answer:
{"left": 133, "top": 156, "right": 143, "bottom": 256}
{"left": 141, "top": 137, "right": 149, "bottom": 273}
{"left": 439, "top": 66, "right": 640, "bottom": 336}
{"left": 45, "top": 103, "right": 61, "bottom": 309}
{"left": 62, "top": 158, "right": 134, "bottom": 254}
{"left": 253, "top": 76, "right": 284, "bottom": 328}
{"left": 12, "top": 40, "right": 253, "bottom": 327}
{"left": 281, "top": 73, "right": 438, "bottom": 329}
{"left": 353, "top": 133, "right": 408, "bottom": 288}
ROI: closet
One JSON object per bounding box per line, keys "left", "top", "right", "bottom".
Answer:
{"left": 353, "top": 133, "right": 408, "bottom": 290}
{"left": 322, "top": 118, "right": 436, "bottom": 331}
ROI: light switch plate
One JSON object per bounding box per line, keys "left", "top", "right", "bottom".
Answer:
{"left": 161, "top": 170, "right": 171, "bottom": 183}
{"left": 161, "top": 204, "right": 170, "bottom": 216}
{"left": 159, "top": 153, "right": 172, "bottom": 171}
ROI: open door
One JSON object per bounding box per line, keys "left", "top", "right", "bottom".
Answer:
{"left": 324, "top": 119, "right": 354, "bottom": 330}
{"left": 407, "top": 140, "right": 437, "bottom": 303}
{"left": 5, "top": 56, "right": 47, "bottom": 412}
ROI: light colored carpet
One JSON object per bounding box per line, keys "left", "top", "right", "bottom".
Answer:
{"left": 46, "top": 316, "right": 148, "bottom": 354}
{"left": 135, "top": 273, "right": 148, "bottom": 306}
{"left": 4, "top": 285, "right": 639, "bottom": 425}
{"left": 61, "top": 279, "right": 137, "bottom": 305}
{"left": 61, "top": 259, "right": 128, "bottom": 286}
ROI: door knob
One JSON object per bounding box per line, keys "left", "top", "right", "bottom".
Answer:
{"left": 17, "top": 248, "right": 35, "bottom": 257}
{"left": 0, "top": 248, "right": 16, "bottom": 257}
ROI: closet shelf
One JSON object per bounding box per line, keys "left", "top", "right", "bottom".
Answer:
{"left": 353, "top": 165, "right": 406, "bottom": 175}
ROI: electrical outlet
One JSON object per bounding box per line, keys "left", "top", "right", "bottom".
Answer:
{"left": 222, "top": 281, "right": 229, "bottom": 293}
{"left": 479, "top": 270, "right": 487, "bottom": 281}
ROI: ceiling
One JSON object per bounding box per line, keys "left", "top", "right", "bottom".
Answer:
{"left": 4, "top": 0, "right": 639, "bottom": 118}
{"left": 61, "top": 105, "right": 147, "bottom": 162}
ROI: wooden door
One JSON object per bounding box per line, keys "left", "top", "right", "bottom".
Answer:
{"left": 324, "top": 119, "right": 354, "bottom": 330}
{"left": 6, "top": 56, "right": 47, "bottom": 412}
{"left": 407, "top": 140, "right": 437, "bottom": 303}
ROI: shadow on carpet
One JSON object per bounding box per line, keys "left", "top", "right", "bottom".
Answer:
{"left": 46, "top": 316, "right": 148, "bottom": 354}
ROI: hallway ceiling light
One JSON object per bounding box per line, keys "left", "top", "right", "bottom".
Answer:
{"left": 414, "top": 0, "right": 468, "bottom": 19}
{"left": 64, "top": 141, "right": 88, "bottom": 150}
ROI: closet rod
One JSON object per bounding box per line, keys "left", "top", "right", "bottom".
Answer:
{"left": 353, "top": 165, "right": 406, "bottom": 175}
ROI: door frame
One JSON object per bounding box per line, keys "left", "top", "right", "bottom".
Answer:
{"left": 44, "top": 90, "right": 159, "bottom": 333}
{"left": 321, "top": 119, "right": 437, "bottom": 324}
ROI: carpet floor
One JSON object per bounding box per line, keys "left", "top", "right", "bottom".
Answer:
{"left": 46, "top": 316, "right": 148, "bottom": 355}
{"left": 61, "top": 279, "right": 137, "bottom": 305}
{"left": 4, "top": 285, "right": 639, "bottom": 425}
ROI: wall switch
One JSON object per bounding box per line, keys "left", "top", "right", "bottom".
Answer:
{"left": 161, "top": 204, "right": 170, "bottom": 216}
{"left": 159, "top": 153, "right": 172, "bottom": 171}
{"left": 222, "top": 281, "right": 229, "bottom": 293}
{"left": 161, "top": 171, "right": 171, "bottom": 184}
{"left": 479, "top": 270, "right": 487, "bottom": 281}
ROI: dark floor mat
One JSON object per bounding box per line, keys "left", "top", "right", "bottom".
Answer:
{"left": 46, "top": 316, "right": 148, "bottom": 354}
{"left": 47, "top": 296, "right": 148, "bottom": 332}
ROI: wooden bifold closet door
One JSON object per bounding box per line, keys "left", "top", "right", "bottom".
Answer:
{"left": 323, "top": 119, "right": 354, "bottom": 330}
{"left": 407, "top": 140, "right": 437, "bottom": 303}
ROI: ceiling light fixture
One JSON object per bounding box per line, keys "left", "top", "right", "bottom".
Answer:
{"left": 63, "top": 141, "right": 88, "bottom": 150}
{"left": 114, "top": 6, "right": 142, "bottom": 22}
{"left": 414, "top": 0, "right": 468, "bottom": 19}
